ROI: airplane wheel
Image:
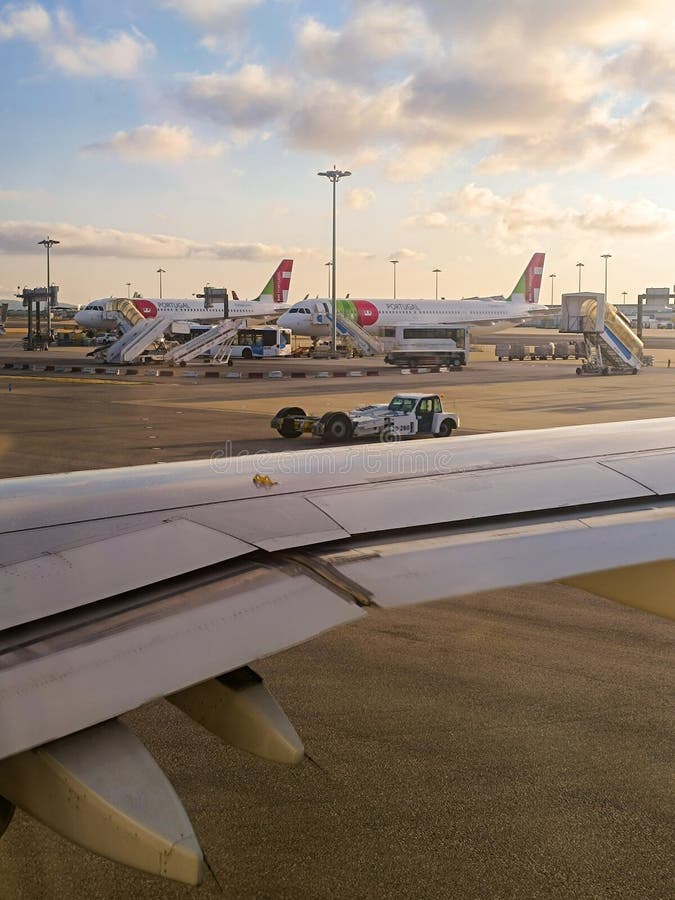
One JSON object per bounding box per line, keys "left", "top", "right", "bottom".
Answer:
{"left": 321, "top": 412, "right": 352, "bottom": 442}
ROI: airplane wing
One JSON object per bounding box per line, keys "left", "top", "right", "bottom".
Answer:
{"left": 1, "top": 418, "right": 674, "bottom": 883}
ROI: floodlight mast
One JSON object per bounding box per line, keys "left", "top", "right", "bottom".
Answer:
{"left": 318, "top": 166, "right": 351, "bottom": 352}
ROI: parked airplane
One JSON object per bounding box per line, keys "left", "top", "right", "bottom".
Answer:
{"left": 277, "top": 252, "right": 545, "bottom": 337}
{"left": 75, "top": 259, "right": 293, "bottom": 332}
{"left": 0, "top": 417, "right": 672, "bottom": 885}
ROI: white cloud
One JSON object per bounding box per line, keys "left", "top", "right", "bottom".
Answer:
{"left": 430, "top": 182, "right": 675, "bottom": 252}
{"left": 0, "top": 3, "right": 154, "bottom": 78}
{"left": 82, "top": 125, "right": 224, "bottom": 163}
{"left": 297, "top": 3, "right": 439, "bottom": 82}
{"left": 346, "top": 188, "right": 375, "bottom": 211}
{"left": 388, "top": 248, "right": 426, "bottom": 261}
{"left": 402, "top": 212, "right": 448, "bottom": 229}
{"left": 161, "top": 0, "right": 263, "bottom": 31}
{"left": 0, "top": 220, "right": 314, "bottom": 261}
{"left": 180, "top": 65, "right": 293, "bottom": 129}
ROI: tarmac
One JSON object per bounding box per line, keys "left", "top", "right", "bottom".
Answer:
{"left": 0, "top": 330, "right": 673, "bottom": 899}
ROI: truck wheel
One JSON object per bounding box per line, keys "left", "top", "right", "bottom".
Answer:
{"left": 435, "top": 418, "right": 455, "bottom": 438}
{"left": 274, "top": 406, "right": 306, "bottom": 439}
{"left": 576, "top": 367, "right": 582, "bottom": 375}
{"left": 450, "top": 357, "right": 462, "bottom": 368}
{"left": 321, "top": 412, "right": 352, "bottom": 442}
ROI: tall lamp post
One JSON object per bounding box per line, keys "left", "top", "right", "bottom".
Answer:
{"left": 550, "top": 272, "right": 556, "bottom": 305}
{"left": 601, "top": 253, "right": 612, "bottom": 306}
{"left": 38, "top": 236, "right": 59, "bottom": 338}
{"left": 576, "top": 261, "right": 584, "bottom": 292}
{"left": 390, "top": 259, "right": 399, "bottom": 300}
{"left": 318, "top": 166, "right": 351, "bottom": 352}
{"left": 622, "top": 291, "right": 627, "bottom": 305}
{"left": 126, "top": 282, "right": 131, "bottom": 299}
{"left": 433, "top": 268, "right": 441, "bottom": 300}
{"left": 157, "top": 267, "right": 166, "bottom": 299}
{"left": 325, "top": 261, "right": 332, "bottom": 297}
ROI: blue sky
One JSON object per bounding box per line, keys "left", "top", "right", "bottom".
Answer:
{"left": 2, "top": 0, "right": 675, "bottom": 304}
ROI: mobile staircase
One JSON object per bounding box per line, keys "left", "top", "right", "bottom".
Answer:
{"left": 103, "top": 316, "right": 174, "bottom": 364}
{"left": 323, "top": 313, "right": 383, "bottom": 356}
{"left": 560, "top": 293, "right": 644, "bottom": 376}
{"left": 163, "top": 320, "right": 242, "bottom": 365}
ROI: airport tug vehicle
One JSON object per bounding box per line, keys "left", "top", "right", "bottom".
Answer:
{"left": 272, "top": 394, "right": 459, "bottom": 443}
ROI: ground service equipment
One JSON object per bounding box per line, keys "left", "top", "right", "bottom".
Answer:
{"left": 272, "top": 394, "right": 459, "bottom": 443}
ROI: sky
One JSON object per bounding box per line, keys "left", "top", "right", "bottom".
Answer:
{"left": 1, "top": 0, "right": 675, "bottom": 305}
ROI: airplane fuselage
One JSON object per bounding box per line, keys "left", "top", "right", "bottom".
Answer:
{"left": 277, "top": 297, "right": 542, "bottom": 337}
{"left": 75, "top": 298, "right": 284, "bottom": 332}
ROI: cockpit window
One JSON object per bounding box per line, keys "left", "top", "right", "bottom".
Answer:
{"left": 388, "top": 396, "right": 416, "bottom": 413}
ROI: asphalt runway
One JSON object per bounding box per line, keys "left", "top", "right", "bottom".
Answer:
{"left": 0, "top": 347, "right": 673, "bottom": 899}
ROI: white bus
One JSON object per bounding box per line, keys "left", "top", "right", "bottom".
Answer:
{"left": 228, "top": 326, "right": 293, "bottom": 359}
{"left": 380, "top": 324, "right": 468, "bottom": 367}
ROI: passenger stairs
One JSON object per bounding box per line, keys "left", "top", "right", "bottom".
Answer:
{"left": 104, "top": 316, "right": 174, "bottom": 364}
{"left": 163, "top": 320, "right": 242, "bottom": 365}
{"left": 109, "top": 298, "right": 146, "bottom": 333}
{"left": 560, "top": 293, "right": 644, "bottom": 375}
{"left": 333, "top": 313, "right": 382, "bottom": 356}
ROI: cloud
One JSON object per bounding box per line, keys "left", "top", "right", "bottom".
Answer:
{"left": 297, "top": 3, "right": 439, "bottom": 83}
{"left": 0, "top": 3, "right": 155, "bottom": 77}
{"left": 0, "top": 220, "right": 314, "bottom": 261}
{"left": 402, "top": 212, "right": 449, "bottom": 229}
{"left": 161, "top": 0, "right": 263, "bottom": 31}
{"left": 388, "top": 248, "right": 426, "bottom": 261}
{"left": 428, "top": 182, "right": 675, "bottom": 252}
{"left": 179, "top": 64, "right": 293, "bottom": 129}
{"left": 346, "top": 188, "right": 375, "bottom": 211}
{"left": 82, "top": 125, "right": 224, "bottom": 163}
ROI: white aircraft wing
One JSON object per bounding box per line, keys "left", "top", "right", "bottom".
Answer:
{"left": 1, "top": 418, "right": 673, "bottom": 884}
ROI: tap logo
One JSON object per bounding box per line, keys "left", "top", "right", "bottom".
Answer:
{"left": 133, "top": 299, "right": 158, "bottom": 318}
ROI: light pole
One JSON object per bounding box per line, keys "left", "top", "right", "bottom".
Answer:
{"left": 433, "top": 268, "right": 441, "bottom": 300}
{"left": 126, "top": 282, "right": 131, "bottom": 299}
{"left": 318, "top": 166, "right": 351, "bottom": 352}
{"left": 390, "top": 259, "right": 399, "bottom": 300}
{"left": 325, "top": 261, "right": 332, "bottom": 297}
{"left": 601, "top": 253, "right": 612, "bottom": 305}
{"left": 38, "top": 236, "right": 59, "bottom": 338}
{"left": 550, "top": 272, "right": 556, "bottom": 305}
{"left": 576, "top": 261, "right": 584, "bottom": 292}
{"left": 157, "top": 267, "right": 166, "bottom": 299}
{"left": 622, "top": 291, "right": 627, "bottom": 305}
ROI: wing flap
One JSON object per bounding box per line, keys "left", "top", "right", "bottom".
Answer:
{"left": 313, "top": 505, "right": 675, "bottom": 620}
{"left": 0, "top": 518, "right": 255, "bottom": 631}
{"left": 0, "top": 562, "right": 363, "bottom": 760}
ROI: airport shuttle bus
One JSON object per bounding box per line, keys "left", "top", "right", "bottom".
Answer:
{"left": 381, "top": 324, "right": 468, "bottom": 368}
{"left": 228, "top": 326, "right": 293, "bottom": 359}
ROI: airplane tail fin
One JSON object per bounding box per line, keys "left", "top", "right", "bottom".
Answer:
{"left": 232, "top": 290, "right": 240, "bottom": 302}
{"left": 252, "top": 259, "right": 293, "bottom": 304}
{"left": 506, "top": 253, "right": 545, "bottom": 304}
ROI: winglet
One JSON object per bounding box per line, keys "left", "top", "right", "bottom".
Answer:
{"left": 506, "top": 253, "right": 545, "bottom": 304}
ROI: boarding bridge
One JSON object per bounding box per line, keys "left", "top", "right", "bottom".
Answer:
{"left": 163, "top": 320, "right": 242, "bottom": 365}
{"left": 104, "top": 316, "right": 174, "bottom": 363}
{"left": 560, "top": 292, "right": 644, "bottom": 375}
{"left": 327, "top": 313, "right": 382, "bottom": 356}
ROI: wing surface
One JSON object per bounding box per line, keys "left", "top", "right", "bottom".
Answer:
{"left": 0, "top": 417, "right": 673, "bottom": 882}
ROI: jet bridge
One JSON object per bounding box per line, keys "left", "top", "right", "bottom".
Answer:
{"left": 560, "top": 293, "right": 644, "bottom": 375}
{"left": 163, "top": 320, "right": 242, "bottom": 365}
